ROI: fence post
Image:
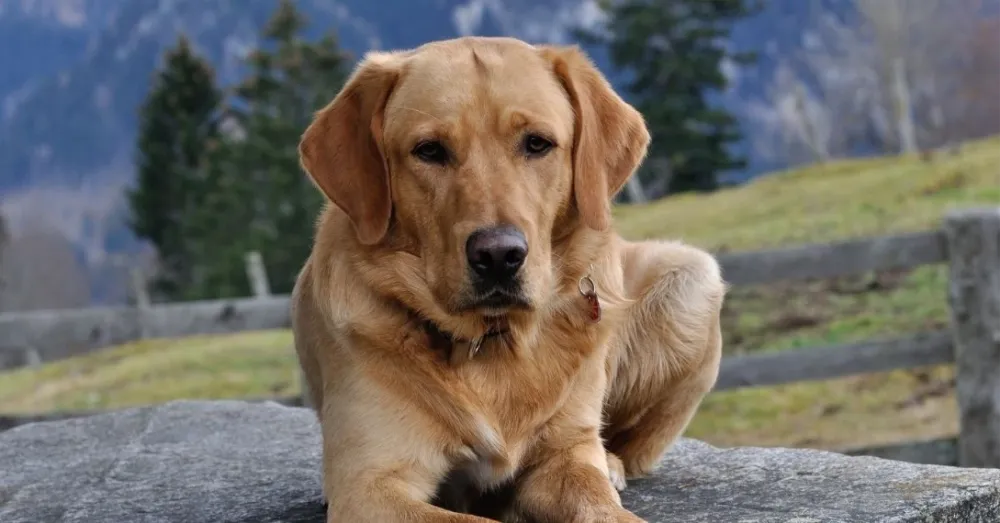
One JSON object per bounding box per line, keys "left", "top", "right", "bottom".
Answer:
{"left": 130, "top": 267, "right": 151, "bottom": 339}
{"left": 944, "top": 207, "right": 1000, "bottom": 468}
{"left": 242, "top": 251, "right": 310, "bottom": 408}
{"left": 23, "top": 346, "right": 42, "bottom": 368}
{"left": 244, "top": 251, "right": 271, "bottom": 298}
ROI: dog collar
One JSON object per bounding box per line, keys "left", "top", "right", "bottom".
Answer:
{"left": 411, "top": 272, "right": 600, "bottom": 363}
{"left": 419, "top": 317, "right": 510, "bottom": 363}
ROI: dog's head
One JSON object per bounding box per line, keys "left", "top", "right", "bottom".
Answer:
{"left": 300, "top": 37, "right": 648, "bottom": 321}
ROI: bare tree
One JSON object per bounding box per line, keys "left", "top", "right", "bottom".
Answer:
{"left": 0, "top": 223, "right": 90, "bottom": 313}
{"left": 748, "top": 0, "right": 994, "bottom": 166}
{"left": 746, "top": 60, "right": 841, "bottom": 165}
{"left": 853, "top": 0, "right": 990, "bottom": 151}
{"left": 855, "top": 0, "right": 920, "bottom": 152}
{"left": 954, "top": 10, "right": 1000, "bottom": 141}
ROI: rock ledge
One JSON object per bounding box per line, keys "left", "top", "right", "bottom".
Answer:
{"left": 1, "top": 400, "right": 998, "bottom": 522}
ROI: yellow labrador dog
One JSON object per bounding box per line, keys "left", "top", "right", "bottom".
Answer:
{"left": 292, "top": 36, "right": 725, "bottom": 523}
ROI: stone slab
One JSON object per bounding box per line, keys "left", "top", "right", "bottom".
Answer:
{"left": 1, "top": 400, "right": 998, "bottom": 522}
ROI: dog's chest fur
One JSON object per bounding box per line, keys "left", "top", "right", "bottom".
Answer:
{"left": 427, "top": 308, "right": 613, "bottom": 518}
{"left": 459, "top": 307, "right": 612, "bottom": 467}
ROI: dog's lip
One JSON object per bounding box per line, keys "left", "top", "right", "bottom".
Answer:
{"left": 481, "top": 308, "right": 509, "bottom": 318}
{"left": 465, "top": 290, "right": 531, "bottom": 311}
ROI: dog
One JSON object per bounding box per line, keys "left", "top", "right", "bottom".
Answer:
{"left": 292, "top": 36, "right": 726, "bottom": 523}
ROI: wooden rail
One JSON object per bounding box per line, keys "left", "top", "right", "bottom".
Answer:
{"left": 715, "top": 331, "right": 954, "bottom": 391}
{"left": 2, "top": 208, "right": 999, "bottom": 469}
{"left": 718, "top": 230, "right": 947, "bottom": 285}
{"left": 0, "top": 297, "right": 291, "bottom": 370}
{"left": 842, "top": 437, "right": 958, "bottom": 466}
{"left": 0, "top": 231, "right": 951, "bottom": 370}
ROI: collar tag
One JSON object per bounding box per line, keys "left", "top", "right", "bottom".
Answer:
{"left": 578, "top": 275, "right": 601, "bottom": 323}
{"left": 468, "top": 336, "right": 484, "bottom": 360}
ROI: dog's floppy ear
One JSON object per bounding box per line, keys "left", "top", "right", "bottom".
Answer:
{"left": 540, "top": 45, "right": 650, "bottom": 231}
{"left": 299, "top": 52, "right": 401, "bottom": 245}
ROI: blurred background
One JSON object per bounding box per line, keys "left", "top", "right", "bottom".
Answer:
{"left": 1, "top": 0, "right": 998, "bottom": 463}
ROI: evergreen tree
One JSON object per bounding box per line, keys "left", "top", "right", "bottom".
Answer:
{"left": 182, "top": 0, "right": 351, "bottom": 298}
{"left": 127, "top": 34, "right": 221, "bottom": 300}
{"left": 580, "top": 0, "right": 760, "bottom": 194}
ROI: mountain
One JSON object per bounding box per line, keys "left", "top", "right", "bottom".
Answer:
{"left": 0, "top": 0, "right": 834, "bottom": 305}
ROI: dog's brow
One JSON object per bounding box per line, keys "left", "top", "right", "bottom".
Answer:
{"left": 400, "top": 106, "right": 445, "bottom": 124}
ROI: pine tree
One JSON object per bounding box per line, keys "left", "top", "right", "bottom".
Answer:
{"left": 580, "top": 0, "right": 760, "bottom": 194}
{"left": 127, "top": 34, "right": 221, "bottom": 300}
{"left": 182, "top": 0, "right": 351, "bottom": 298}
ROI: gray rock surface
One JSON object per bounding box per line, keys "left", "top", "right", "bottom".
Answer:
{"left": 1, "top": 399, "right": 998, "bottom": 522}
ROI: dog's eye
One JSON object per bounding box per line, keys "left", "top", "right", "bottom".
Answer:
{"left": 412, "top": 141, "right": 449, "bottom": 164}
{"left": 524, "top": 134, "right": 554, "bottom": 156}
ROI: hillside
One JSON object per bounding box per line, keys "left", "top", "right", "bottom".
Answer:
{"left": 2, "top": 136, "right": 998, "bottom": 451}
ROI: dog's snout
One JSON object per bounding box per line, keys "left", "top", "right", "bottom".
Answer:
{"left": 465, "top": 226, "right": 528, "bottom": 285}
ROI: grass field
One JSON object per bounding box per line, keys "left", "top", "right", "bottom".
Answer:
{"left": 2, "top": 136, "right": 998, "bottom": 451}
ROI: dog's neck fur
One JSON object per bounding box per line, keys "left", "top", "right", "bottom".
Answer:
{"left": 401, "top": 269, "right": 602, "bottom": 366}
{"left": 414, "top": 309, "right": 512, "bottom": 365}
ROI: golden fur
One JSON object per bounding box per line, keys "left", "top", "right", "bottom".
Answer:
{"left": 292, "top": 36, "right": 726, "bottom": 523}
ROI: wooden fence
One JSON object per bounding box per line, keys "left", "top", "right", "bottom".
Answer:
{"left": 2, "top": 207, "right": 998, "bottom": 468}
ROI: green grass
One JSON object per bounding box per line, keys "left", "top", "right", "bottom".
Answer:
{"left": 2, "top": 137, "right": 998, "bottom": 450}
{"left": 0, "top": 331, "right": 297, "bottom": 413}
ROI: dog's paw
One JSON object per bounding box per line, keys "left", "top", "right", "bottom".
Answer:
{"left": 610, "top": 511, "right": 647, "bottom": 523}
{"left": 586, "top": 506, "right": 647, "bottom": 523}
{"left": 619, "top": 450, "right": 664, "bottom": 480}
{"left": 606, "top": 452, "right": 627, "bottom": 492}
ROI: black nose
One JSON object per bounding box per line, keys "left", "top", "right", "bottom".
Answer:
{"left": 465, "top": 226, "right": 528, "bottom": 285}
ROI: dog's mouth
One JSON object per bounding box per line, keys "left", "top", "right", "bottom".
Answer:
{"left": 460, "top": 289, "right": 531, "bottom": 316}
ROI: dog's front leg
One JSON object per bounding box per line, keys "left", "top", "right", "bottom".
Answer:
{"left": 512, "top": 358, "right": 646, "bottom": 523}
{"left": 325, "top": 475, "right": 498, "bottom": 523}
{"left": 320, "top": 399, "right": 501, "bottom": 523}
{"left": 513, "top": 424, "right": 645, "bottom": 523}
{"left": 325, "top": 473, "right": 497, "bottom": 523}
